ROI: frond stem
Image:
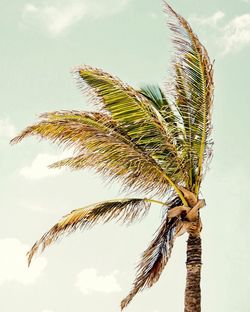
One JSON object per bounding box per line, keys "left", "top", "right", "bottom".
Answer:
{"left": 144, "top": 198, "right": 168, "bottom": 206}
{"left": 194, "top": 65, "right": 206, "bottom": 196}
{"left": 161, "top": 177, "right": 188, "bottom": 206}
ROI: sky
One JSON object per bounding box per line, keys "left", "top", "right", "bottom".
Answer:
{"left": 1, "top": 0, "right": 250, "bottom": 311}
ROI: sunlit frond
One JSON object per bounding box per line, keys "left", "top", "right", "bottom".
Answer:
{"left": 27, "top": 198, "right": 151, "bottom": 266}
{"left": 165, "top": 3, "right": 214, "bottom": 193}
{"left": 121, "top": 215, "right": 178, "bottom": 310}
{"left": 11, "top": 111, "right": 182, "bottom": 197}
{"left": 74, "top": 66, "right": 188, "bottom": 180}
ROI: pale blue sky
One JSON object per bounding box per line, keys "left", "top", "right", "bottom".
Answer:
{"left": 1, "top": 1, "right": 250, "bottom": 312}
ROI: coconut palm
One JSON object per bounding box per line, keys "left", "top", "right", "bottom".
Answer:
{"left": 11, "top": 3, "right": 214, "bottom": 312}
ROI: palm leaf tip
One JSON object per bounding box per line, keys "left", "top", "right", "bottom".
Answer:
{"left": 26, "top": 198, "right": 151, "bottom": 266}
{"left": 10, "top": 126, "right": 34, "bottom": 145}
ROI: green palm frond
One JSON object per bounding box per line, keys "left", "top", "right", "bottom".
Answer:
{"left": 139, "top": 84, "right": 183, "bottom": 131}
{"left": 121, "top": 216, "right": 178, "bottom": 310}
{"left": 165, "top": 3, "right": 214, "bottom": 193}
{"left": 74, "top": 66, "right": 188, "bottom": 181}
{"left": 139, "top": 84, "right": 167, "bottom": 111}
{"left": 27, "top": 198, "right": 151, "bottom": 266}
{"left": 11, "top": 111, "right": 186, "bottom": 198}
{"left": 139, "top": 83, "right": 186, "bottom": 157}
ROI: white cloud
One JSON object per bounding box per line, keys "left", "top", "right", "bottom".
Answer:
{"left": 0, "top": 118, "right": 16, "bottom": 140}
{"left": 42, "top": 310, "right": 55, "bottom": 312}
{"left": 221, "top": 14, "right": 250, "bottom": 54}
{"left": 0, "top": 238, "right": 47, "bottom": 286}
{"left": 75, "top": 268, "right": 121, "bottom": 294}
{"left": 20, "top": 149, "right": 73, "bottom": 179}
{"left": 22, "top": 0, "right": 130, "bottom": 36}
{"left": 23, "top": 1, "right": 87, "bottom": 36}
{"left": 191, "top": 11, "right": 250, "bottom": 55}
{"left": 191, "top": 11, "right": 225, "bottom": 27}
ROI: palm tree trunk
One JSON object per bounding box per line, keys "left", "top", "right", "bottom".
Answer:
{"left": 184, "top": 234, "right": 202, "bottom": 312}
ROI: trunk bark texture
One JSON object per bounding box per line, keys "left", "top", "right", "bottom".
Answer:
{"left": 184, "top": 235, "right": 202, "bottom": 312}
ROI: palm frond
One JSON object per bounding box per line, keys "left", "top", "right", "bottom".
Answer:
{"left": 10, "top": 110, "right": 107, "bottom": 146}
{"left": 121, "top": 216, "right": 178, "bottom": 310}
{"left": 27, "top": 198, "right": 151, "bottom": 266}
{"left": 139, "top": 84, "right": 184, "bottom": 140}
{"left": 139, "top": 84, "right": 167, "bottom": 111}
{"left": 74, "top": 66, "right": 188, "bottom": 180}
{"left": 11, "top": 111, "right": 182, "bottom": 197}
{"left": 141, "top": 83, "right": 191, "bottom": 175}
{"left": 165, "top": 3, "right": 214, "bottom": 193}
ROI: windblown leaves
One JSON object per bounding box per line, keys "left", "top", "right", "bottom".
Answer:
{"left": 74, "top": 66, "right": 187, "bottom": 180}
{"left": 27, "top": 198, "right": 151, "bottom": 266}
{"left": 165, "top": 2, "right": 214, "bottom": 192}
{"left": 11, "top": 110, "right": 177, "bottom": 196}
{"left": 121, "top": 215, "right": 177, "bottom": 310}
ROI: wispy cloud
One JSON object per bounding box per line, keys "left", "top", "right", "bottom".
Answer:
{"left": 191, "top": 11, "right": 225, "bottom": 27}
{"left": 221, "top": 14, "right": 250, "bottom": 54}
{"left": 20, "top": 149, "right": 73, "bottom": 179}
{"left": 0, "top": 238, "right": 47, "bottom": 286}
{"left": 191, "top": 11, "right": 250, "bottom": 55}
{"left": 75, "top": 268, "right": 121, "bottom": 294}
{"left": 23, "top": 2, "right": 87, "bottom": 36}
{"left": 22, "top": 0, "right": 130, "bottom": 36}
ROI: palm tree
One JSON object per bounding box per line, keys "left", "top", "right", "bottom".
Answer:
{"left": 11, "top": 3, "right": 214, "bottom": 312}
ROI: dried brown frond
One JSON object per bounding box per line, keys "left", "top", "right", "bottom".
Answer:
{"left": 121, "top": 194, "right": 206, "bottom": 309}
{"left": 121, "top": 215, "right": 178, "bottom": 310}
{"left": 27, "top": 198, "right": 151, "bottom": 266}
